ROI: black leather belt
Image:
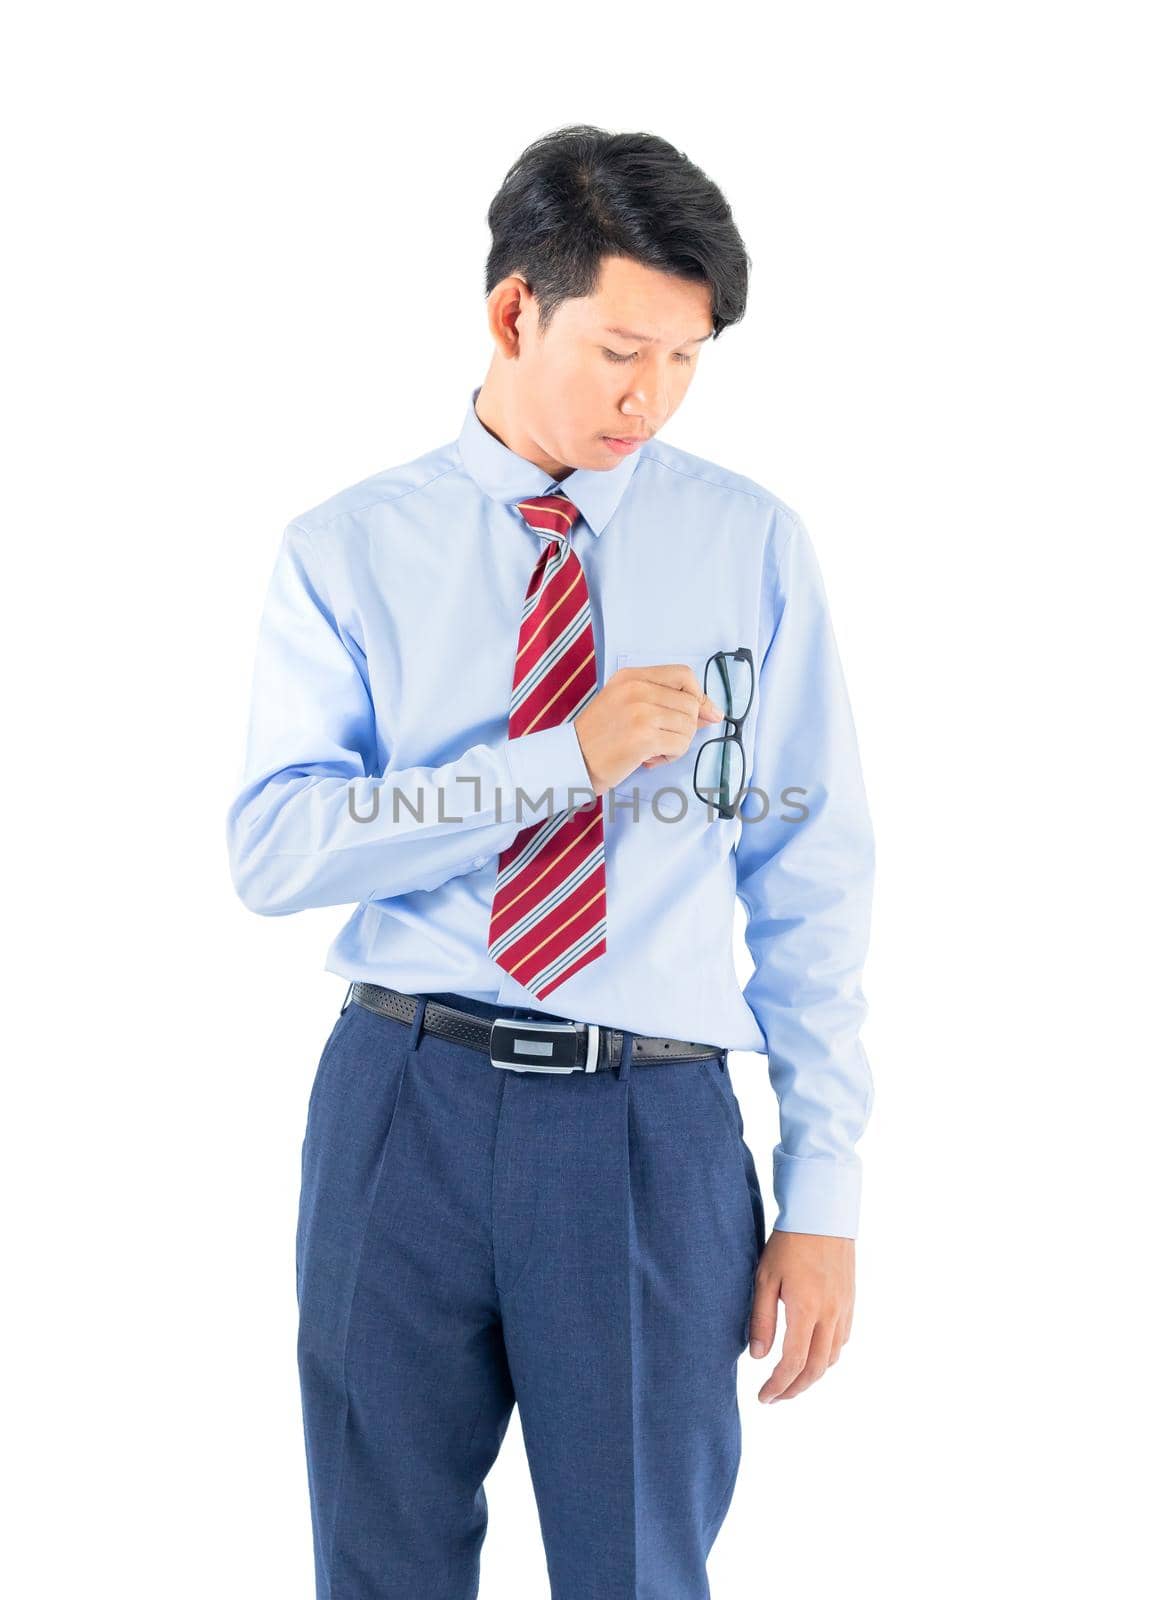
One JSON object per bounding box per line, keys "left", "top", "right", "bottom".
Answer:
{"left": 346, "top": 981, "right": 725, "bottom": 1075}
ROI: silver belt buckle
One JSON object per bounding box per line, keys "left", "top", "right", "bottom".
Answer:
{"left": 490, "top": 1016, "right": 601, "bottom": 1074}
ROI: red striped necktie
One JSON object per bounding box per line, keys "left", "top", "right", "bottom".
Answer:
{"left": 487, "top": 489, "right": 607, "bottom": 1001}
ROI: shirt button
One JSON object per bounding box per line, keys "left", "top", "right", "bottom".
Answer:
{"left": 472, "top": 855, "right": 490, "bottom": 869}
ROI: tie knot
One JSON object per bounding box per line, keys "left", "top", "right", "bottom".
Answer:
{"left": 515, "top": 490, "right": 581, "bottom": 541}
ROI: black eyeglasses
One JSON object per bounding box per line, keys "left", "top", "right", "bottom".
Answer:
{"left": 693, "top": 647, "right": 754, "bottom": 819}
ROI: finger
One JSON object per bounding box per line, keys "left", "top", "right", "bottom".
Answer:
{"left": 773, "top": 1319, "right": 836, "bottom": 1401}
{"left": 642, "top": 694, "right": 704, "bottom": 734}
{"left": 626, "top": 669, "right": 722, "bottom": 718}
{"left": 827, "top": 1324, "right": 845, "bottom": 1366}
{"left": 633, "top": 702, "right": 705, "bottom": 764}
{"left": 620, "top": 662, "right": 705, "bottom": 697}
{"left": 757, "top": 1312, "right": 814, "bottom": 1404}
{"left": 748, "top": 1274, "right": 779, "bottom": 1359}
{"left": 637, "top": 679, "right": 708, "bottom": 712}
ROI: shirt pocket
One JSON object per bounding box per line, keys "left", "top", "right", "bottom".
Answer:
{"left": 613, "top": 648, "right": 714, "bottom": 809}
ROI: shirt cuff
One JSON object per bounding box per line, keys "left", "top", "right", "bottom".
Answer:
{"left": 772, "top": 1149, "right": 863, "bottom": 1239}
{"left": 504, "top": 721, "right": 594, "bottom": 811}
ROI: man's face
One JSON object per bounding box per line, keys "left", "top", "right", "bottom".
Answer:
{"left": 511, "top": 253, "right": 713, "bottom": 473}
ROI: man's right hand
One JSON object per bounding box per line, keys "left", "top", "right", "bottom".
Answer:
{"left": 573, "top": 663, "right": 725, "bottom": 796}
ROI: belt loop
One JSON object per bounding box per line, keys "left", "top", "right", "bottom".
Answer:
{"left": 407, "top": 995, "right": 429, "bottom": 1052}
{"left": 618, "top": 1030, "right": 634, "bottom": 1081}
{"left": 340, "top": 981, "right": 354, "bottom": 1016}
{"left": 719, "top": 1047, "right": 729, "bottom": 1073}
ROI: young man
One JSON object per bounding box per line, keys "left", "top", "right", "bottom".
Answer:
{"left": 227, "top": 125, "right": 875, "bottom": 1600}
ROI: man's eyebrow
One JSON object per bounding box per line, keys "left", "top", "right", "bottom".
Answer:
{"left": 602, "top": 326, "right": 712, "bottom": 346}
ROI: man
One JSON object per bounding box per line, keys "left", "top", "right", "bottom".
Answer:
{"left": 226, "top": 125, "right": 875, "bottom": 1600}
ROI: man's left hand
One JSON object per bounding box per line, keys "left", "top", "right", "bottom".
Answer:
{"left": 747, "top": 1229, "right": 855, "bottom": 1403}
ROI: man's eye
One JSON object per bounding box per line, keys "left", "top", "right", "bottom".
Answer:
{"left": 603, "top": 349, "right": 695, "bottom": 364}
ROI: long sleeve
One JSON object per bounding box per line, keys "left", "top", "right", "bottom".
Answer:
{"left": 225, "top": 522, "right": 592, "bottom": 916}
{"left": 734, "top": 512, "right": 875, "bottom": 1239}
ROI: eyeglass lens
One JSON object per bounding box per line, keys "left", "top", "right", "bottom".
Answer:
{"left": 695, "top": 736, "right": 746, "bottom": 805}
{"left": 705, "top": 653, "right": 753, "bottom": 721}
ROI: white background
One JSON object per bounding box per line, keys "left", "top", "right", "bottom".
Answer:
{"left": 6, "top": 3, "right": 1145, "bottom": 1595}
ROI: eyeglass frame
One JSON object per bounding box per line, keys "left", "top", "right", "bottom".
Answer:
{"left": 693, "top": 646, "right": 755, "bottom": 820}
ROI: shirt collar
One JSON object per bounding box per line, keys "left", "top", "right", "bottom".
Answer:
{"left": 455, "top": 384, "right": 645, "bottom": 537}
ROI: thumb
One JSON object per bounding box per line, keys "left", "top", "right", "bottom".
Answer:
{"left": 747, "top": 1276, "right": 779, "bottom": 1359}
{"left": 698, "top": 694, "right": 724, "bottom": 723}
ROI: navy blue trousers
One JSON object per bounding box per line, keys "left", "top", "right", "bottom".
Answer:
{"left": 296, "top": 989, "right": 767, "bottom": 1599}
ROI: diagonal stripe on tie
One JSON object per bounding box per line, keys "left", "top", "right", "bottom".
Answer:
{"left": 487, "top": 489, "right": 607, "bottom": 1000}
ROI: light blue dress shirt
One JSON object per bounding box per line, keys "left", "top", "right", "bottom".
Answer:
{"left": 226, "top": 386, "right": 876, "bottom": 1237}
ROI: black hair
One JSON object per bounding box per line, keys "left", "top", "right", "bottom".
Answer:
{"left": 484, "top": 124, "right": 750, "bottom": 341}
